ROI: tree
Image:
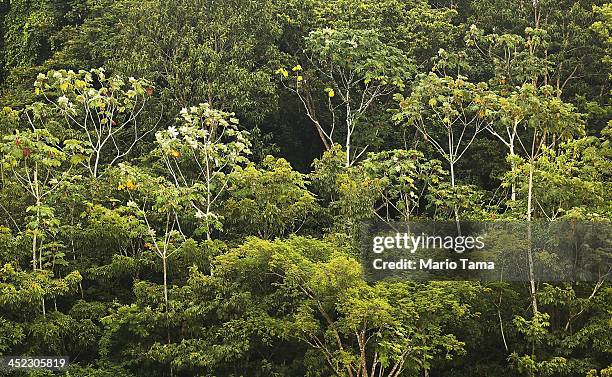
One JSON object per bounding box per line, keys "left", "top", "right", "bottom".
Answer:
{"left": 486, "top": 84, "right": 583, "bottom": 202}
{"left": 116, "top": 164, "right": 190, "bottom": 314}
{"left": 1, "top": 106, "right": 86, "bottom": 273}
{"left": 154, "top": 103, "right": 251, "bottom": 239}
{"left": 34, "top": 68, "right": 157, "bottom": 178}
{"left": 465, "top": 1, "right": 610, "bottom": 101}
{"left": 0, "top": 262, "right": 82, "bottom": 332}
{"left": 506, "top": 133, "right": 611, "bottom": 221}
{"left": 94, "top": 0, "right": 283, "bottom": 125}
{"left": 394, "top": 73, "right": 497, "bottom": 225}
{"left": 279, "top": 0, "right": 459, "bottom": 71}
{"left": 592, "top": 3, "right": 612, "bottom": 80}
{"left": 223, "top": 156, "right": 317, "bottom": 239}
{"left": 360, "top": 149, "right": 446, "bottom": 222}
{"left": 0, "top": 0, "right": 76, "bottom": 77}
{"left": 214, "top": 236, "right": 474, "bottom": 377}
{"left": 278, "top": 28, "right": 413, "bottom": 166}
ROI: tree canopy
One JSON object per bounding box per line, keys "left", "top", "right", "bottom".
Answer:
{"left": 0, "top": 0, "right": 610, "bottom": 376}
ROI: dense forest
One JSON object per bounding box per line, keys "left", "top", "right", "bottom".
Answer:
{"left": 0, "top": 0, "right": 610, "bottom": 376}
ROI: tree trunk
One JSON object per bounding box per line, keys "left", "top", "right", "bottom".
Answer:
{"left": 33, "top": 164, "right": 46, "bottom": 319}
{"left": 346, "top": 129, "right": 351, "bottom": 167}
{"left": 345, "top": 90, "right": 352, "bottom": 167}
{"left": 509, "top": 135, "right": 516, "bottom": 201}
{"left": 526, "top": 163, "right": 538, "bottom": 314}
{"left": 32, "top": 166, "right": 39, "bottom": 271}
{"left": 32, "top": 232, "right": 37, "bottom": 271}
{"left": 205, "top": 150, "right": 212, "bottom": 240}
{"left": 449, "top": 159, "right": 462, "bottom": 235}
{"left": 163, "top": 255, "right": 169, "bottom": 311}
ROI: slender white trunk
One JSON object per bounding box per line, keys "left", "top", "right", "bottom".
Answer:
{"left": 346, "top": 129, "right": 351, "bottom": 167}
{"left": 526, "top": 163, "right": 538, "bottom": 314}
{"left": 345, "top": 90, "right": 352, "bottom": 167}
{"left": 449, "top": 159, "right": 462, "bottom": 235}
{"left": 93, "top": 149, "right": 101, "bottom": 178}
{"left": 33, "top": 164, "right": 46, "bottom": 319}
{"left": 32, "top": 166, "right": 39, "bottom": 270}
{"left": 509, "top": 137, "right": 516, "bottom": 201}
{"left": 205, "top": 148, "right": 212, "bottom": 240}
{"left": 32, "top": 231, "right": 37, "bottom": 271}
{"left": 162, "top": 254, "right": 169, "bottom": 310}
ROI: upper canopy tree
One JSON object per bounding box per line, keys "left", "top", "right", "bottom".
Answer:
{"left": 507, "top": 132, "right": 612, "bottom": 221}
{"left": 1, "top": 106, "right": 87, "bottom": 272}
{"left": 0, "top": 105, "right": 87, "bottom": 318}
{"left": 277, "top": 0, "right": 459, "bottom": 166}
{"left": 279, "top": 28, "right": 413, "bottom": 166}
{"left": 280, "top": 0, "right": 459, "bottom": 64}
{"left": 116, "top": 163, "right": 191, "bottom": 314}
{"left": 394, "top": 73, "right": 498, "bottom": 223}
{"left": 487, "top": 83, "right": 585, "bottom": 202}
{"left": 464, "top": 0, "right": 610, "bottom": 106}
{"left": 155, "top": 103, "right": 252, "bottom": 239}
{"left": 34, "top": 68, "right": 157, "bottom": 178}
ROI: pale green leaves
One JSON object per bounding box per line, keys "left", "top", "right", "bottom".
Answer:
{"left": 157, "top": 103, "right": 251, "bottom": 163}
{"left": 152, "top": 103, "right": 253, "bottom": 237}
{"left": 305, "top": 28, "right": 413, "bottom": 90}
{"left": 35, "top": 68, "right": 153, "bottom": 113}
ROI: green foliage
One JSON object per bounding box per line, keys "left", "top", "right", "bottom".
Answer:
{"left": 223, "top": 156, "right": 317, "bottom": 239}
{"left": 592, "top": 3, "right": 612, "bottom": 77}
{"left": 154, "top": 102, "right": 252, "bottom": 237}
{"left": 214, "top": 237, "right": 473, "bottom": 376}
{"left": 279, "top": 26, "right": 413, "bottom": 164}
{"left": 94, "top": 0, "right": 282, "bottom": 124}
{"left": 0, "top": 1, "right": 609, "bottom": 376}
{"left": 33, "top": 68, "right": 155, "bottom": 177}
{"left": 507, "top": 136, "right": 611, "bottom": 220}
{"left": 2, "top": 0, "right": 62, "bottom": 70}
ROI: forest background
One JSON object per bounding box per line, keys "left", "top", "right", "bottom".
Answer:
{"left": 0, "top": 0, "right": 610, "bottom": 376}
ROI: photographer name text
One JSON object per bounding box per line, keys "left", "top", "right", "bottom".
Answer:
{"left": 371, "top": 232, "right": 494, "bottom": 271}
{"left": 372, "top": 258, "right": 494, "bottom": 270}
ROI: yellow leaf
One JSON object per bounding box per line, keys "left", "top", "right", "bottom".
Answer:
{"left": 328, "top": 89, "right": 335, "bottom": 98}
{"left": 275, "top": 68, "right": 289, "bottom": 78}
